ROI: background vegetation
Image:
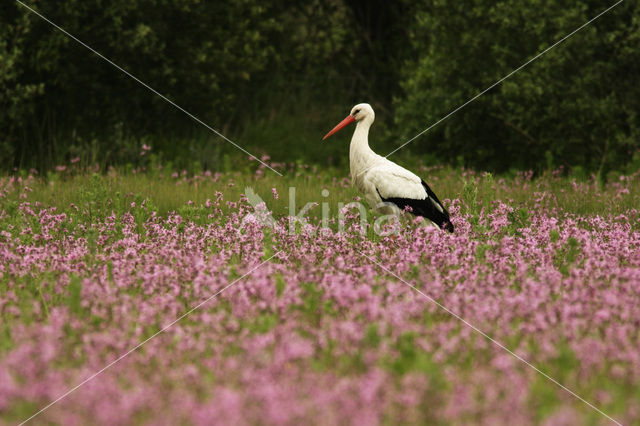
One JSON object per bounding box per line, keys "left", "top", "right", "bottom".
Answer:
{"left": 1, "top": 0, "right": 639, "bottom": 176}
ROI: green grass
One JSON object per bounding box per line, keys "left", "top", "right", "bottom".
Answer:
{"left": 3, "top": 165, "right": 639, "bottom": 223}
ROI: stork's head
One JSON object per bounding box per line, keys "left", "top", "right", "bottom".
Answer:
{"left": 323, "top": 103, "right": 374, "bottom": 140}
{"left": 349, "top": 103, "right": 375, "bottom": 123}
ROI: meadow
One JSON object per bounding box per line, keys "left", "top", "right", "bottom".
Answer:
{"left": 1, "top": 159, "right": 639, "bottom": 425}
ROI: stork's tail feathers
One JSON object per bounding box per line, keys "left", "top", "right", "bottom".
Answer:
{"left": 420, "top": 180, "right": 454, "bottom": 234}
{"left": 442, "top": 220, "right": 454, "bottom": 233}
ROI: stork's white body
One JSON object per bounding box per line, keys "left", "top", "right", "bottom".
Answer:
{"left": 323, "top": 103, "right": 453, "bottom": 232}
{"left": 349, "top": 113, "right": 438, "bottom": 216}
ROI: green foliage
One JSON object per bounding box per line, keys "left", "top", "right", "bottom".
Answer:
{"left": 506, "top": 207, "right": 530, "bottom": 236}
{"left": 461, "top": 173, "right": 500, "bottom": 232}
{"left": 554, "top": 236, "right": 582, "bottom": 276}
{"left": 461, "top": 179, "right": 479, "bottom": 214}
{"left": 475, "top": 243, "right": 491, "bottom": 262}
{"left": 3, "top": 1, "right": 638, "bottom": 174}
{"left": 396, "top": 0, "right": 640, "bottom": 174}
{"left": 245, "top": 313, "right": 279, "bottom": 334}
{"left": 77, "top": 173, "right": 110, "bottom": 221}
{"left": 0, "top": 0, "right": 354, "bottom": 170}
{"left": 363, "top": 323, "right": 381, "bottom": 348}
{"left": 275, "top": 274, "right": 286, "bottom": 298}
{"left": 67, "top": 275, "right": 83, "bottom": 316}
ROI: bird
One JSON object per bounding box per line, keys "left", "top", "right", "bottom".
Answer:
{"left": 323, "top": 103, "right": 454, "bottom": 233}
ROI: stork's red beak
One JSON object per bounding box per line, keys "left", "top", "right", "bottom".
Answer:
{"left": 323, "top": 115, "right": 355, "bottom": 140}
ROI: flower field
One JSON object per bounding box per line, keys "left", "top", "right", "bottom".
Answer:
{"left": 1, "top": 166, "right": 639, "bottom": 425}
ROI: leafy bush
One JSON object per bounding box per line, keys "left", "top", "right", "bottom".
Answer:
{"left": 0, "top": 0, "right": 354, "bottom": 169}
{"left": 395, "top": 0, "right": 640, "bottom": 175}
{"left": 2, "top": 1, "right": 639, "bottom": 175}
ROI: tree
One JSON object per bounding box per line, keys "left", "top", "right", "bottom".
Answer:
{"left": 0, "top": 0, "right": 353, "bottom": 170}
{"left": 395, "top": 0, "right": 640, "bottom": 175}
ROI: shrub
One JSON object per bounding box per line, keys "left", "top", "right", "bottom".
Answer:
{"left": 395, "top": 0, "right": 640, "bottom": 175}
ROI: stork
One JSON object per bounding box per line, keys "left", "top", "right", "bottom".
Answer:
{"left": 323, "top": 103, "right": 454, "bottom": 232}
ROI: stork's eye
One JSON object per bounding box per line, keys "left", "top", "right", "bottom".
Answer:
{"left": 353, "top": 109, "right": 360, "bottom": 115}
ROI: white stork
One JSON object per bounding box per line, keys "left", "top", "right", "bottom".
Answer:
{"left": 323, "top": 103, "right": 454, "bottom": 232}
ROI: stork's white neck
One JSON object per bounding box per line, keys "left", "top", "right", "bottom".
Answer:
{"left": 349, "top": 118, "right": 381, "bottom": 184}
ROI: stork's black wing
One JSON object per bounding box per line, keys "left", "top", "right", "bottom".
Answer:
{"left": 377, "top": 180, "right": 454, "bottom": 233}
